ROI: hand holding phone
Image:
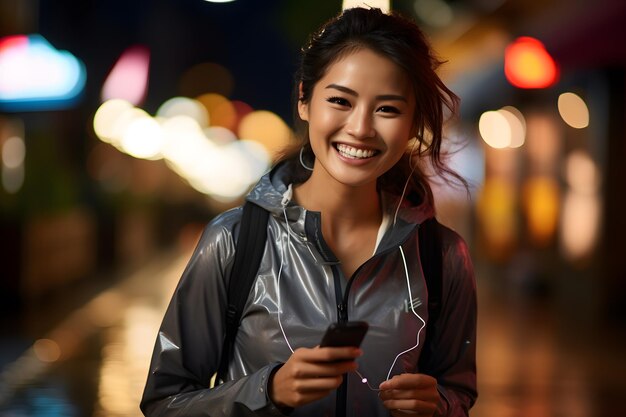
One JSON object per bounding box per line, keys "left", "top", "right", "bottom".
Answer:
{"left": 320, "top": 321, "right": 368, "bottom": 348}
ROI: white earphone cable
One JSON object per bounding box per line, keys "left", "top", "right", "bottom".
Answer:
{"left": 277, "top": 186, "right": 296, "bottom": 354}
{"left": 276, "top": 152, "right": 427, "bottom": 388}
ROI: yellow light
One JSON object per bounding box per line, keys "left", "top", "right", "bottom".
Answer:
{"left": 120, "top": 115, "right": 164, "bottom": 160}
{"left": 499, "top": 106, "right": 526, "bottom": 148}
{"left": 196, "top": 93, "right": 236, "bottom": 131}
{"left": 561, "top": 192, "right": 600, "bottom": 261}
{"left": 525, "top": 113, "right": 561, "bottom": 172}
{"left": 476, "top": 178, "right": 518, "bottom": 261}
{"left": 558, "top": 92, "right": 589, "bottom": 129}
{"left": 479, "top": 110, "right": 511, "bottom": 148}
{"left": 565, "top": 150, "right": 599, "bottom": 195}
{"left": 107, "top": 107, "right": 152, "bottom": 149}
{"left": 204, "top": 126, "right": 237, "bottom": 144}
{"left": 156, "top": 97, "right": 209, "bottom": 128}
{"left": 93, "top": 99, "right": 134, "bottom": 144}
{"left": 238, "top": 110, "right": 294, "bottom": 158}
{"left": 523, "top": 176, "right": 560, "bottom": 246}
{"left": 560, "top": 150, "right": 601, "bottom": 262}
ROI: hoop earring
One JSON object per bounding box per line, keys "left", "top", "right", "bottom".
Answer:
{"left": 299, "top": 147, "right": 314, "bottom": 171}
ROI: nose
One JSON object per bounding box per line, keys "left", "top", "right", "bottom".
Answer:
{"left": 346, "top": 106, "right": 375, "bottom": 139}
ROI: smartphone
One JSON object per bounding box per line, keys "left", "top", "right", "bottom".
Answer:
{"left": 320, "top": 321, "right": 369, "bottom": 348}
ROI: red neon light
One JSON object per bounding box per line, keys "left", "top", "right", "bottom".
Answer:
{"left": 0, "top": 35, "right": 28, "bottom": 54}
{"left": 505, "top": 37, "right": 559, "bottom": 89}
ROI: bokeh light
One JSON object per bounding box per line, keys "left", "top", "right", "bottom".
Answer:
{"left": 196, "top": 93, "right": 237, "bottom": 131}
{"left": 1, "top": 134, "right": 25, "bottom": 193}
{"left": 100, "top": 45, "right": 150, "bottom": 106}
{"left": 479, "top": 110, "right": 511, "bottom": 148}
{"left": 33, "top": 339, "right": 61, "bottom": 363}
{"left": 156, "top": 97, "right": 209, "bottom": 128}
{"left": 561, "top": 192, "right": 600, "bottom": 261}
{"left": 204, "top": 126, "right": 238, "bottom": 144}
{"left": 93, "top": 95, "right": 275, "bottom": 202}
{"left": 477, "top": 177, "right": 518, "bottom": 261}
{"left": 119, "top": 114, "right": 164, "bottom": 160}
{"left": 504, "top": 37, "right": 558, "bottom": 89}
{"left": 179, "top": 62, "right": 234, "bottom": 98}
{"left": 522, "top": 176, "right": 560, "bottom": 246}
{"left": 239, "top": 110, "right": 294, "bottom": 157}
{"left": 525, "top": 113, "right": 561, "bottom": 173}
{"left": 93, "top": 99, "right": 134, "bottom": 144}
{"left": 499, "top": 106, "right": 526, "bottom": 148}
{"left": 560, "top": 150, "right": 601, "bottom": 262}
{"left": 0, "top": 34, "right": 86, "bottom": 109}
{"left": 565, "top": 150, "right": 600, "bottom": 195}
{"left": 558, "top": 92, "right": 590, "bottom": 129}
{"left": 232, "top": 100, "right": 254, "bottom": 136}
{"left": 2, "top": 135, "right": 25, "bottom": 168}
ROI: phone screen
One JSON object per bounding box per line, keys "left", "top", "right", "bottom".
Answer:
{"left": 320, "top": 321, "right": 369, "bottom": 348}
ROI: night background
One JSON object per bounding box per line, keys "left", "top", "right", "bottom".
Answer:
{"left": 1, "top": 0, "right": 626, "bottom": 415}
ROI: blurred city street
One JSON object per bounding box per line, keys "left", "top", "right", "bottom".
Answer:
{"left": 1, "top": 0, "right": 626, "bottom": 416}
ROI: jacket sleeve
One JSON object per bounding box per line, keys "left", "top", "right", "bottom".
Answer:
{"left": 140, "top": 216, "right": 288, "bottom": 417}
{"left": 424, "top": 226, "right": 478, "bottom": 417}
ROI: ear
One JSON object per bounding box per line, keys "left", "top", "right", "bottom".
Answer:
{"left": 297, "top": 82, "right": 309, "bottom": 122}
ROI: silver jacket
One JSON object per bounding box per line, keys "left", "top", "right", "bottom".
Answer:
{"left": 141, "top": 162, "right": 477, "bottom": 417}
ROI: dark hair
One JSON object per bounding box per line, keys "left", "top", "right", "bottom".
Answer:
{"left": 279, "top": 7, "right": 466, "bottom": 205}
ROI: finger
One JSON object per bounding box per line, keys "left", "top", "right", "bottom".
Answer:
{"left": 379, "top": 373, "right": 436, "bottom": 390}
{"left": 379, "top": 388, "right": 439, "bottom": 404}
{"left": 382, "top": 398, "right": 437, "bottom": 414}
{"left": 389, "top": 411, "right": 420, "bottom": 416}
{"left": 293, "top": 374, "right": 344, "bottom": 393}
{"left": 285, "top": 360, "right": 357, "bottom": 379}
{"left": 313, "top": 346, "right": 363, "bottom": 362}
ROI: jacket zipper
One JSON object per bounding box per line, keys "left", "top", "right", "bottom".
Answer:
{"left": 331, "top": 264, "right": 348, "bottom": 417}
{"left": 332, "top": 261, "right": 373, "bottom": 417}
{"left": 331, "top": 259, "right": 377, "bottom": 417}
{"left": 332, "top": 242, "right": 412, "bottom": 417}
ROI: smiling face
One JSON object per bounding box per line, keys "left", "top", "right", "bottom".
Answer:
{"left": 298, "top": 47, "right": 416, "bottom": 190}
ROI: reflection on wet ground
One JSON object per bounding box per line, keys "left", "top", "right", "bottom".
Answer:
{"left": 1, "top": 248, "right": 624, "bottom": 416}
{"left": 0, "top": 251, "right": 185, "bottom": 417}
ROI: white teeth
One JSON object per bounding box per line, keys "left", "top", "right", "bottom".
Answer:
{"left": 336, "top": 144, "right": 376, "bottom": 159}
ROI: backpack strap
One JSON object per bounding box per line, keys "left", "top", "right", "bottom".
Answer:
{"left": 417, "top": 217, "right": 443, "bottom": 373}
{"left": 217, "top": 201, "right": 269, "bottom": 383}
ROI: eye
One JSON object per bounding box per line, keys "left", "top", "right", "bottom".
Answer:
{"left": 326, "top": 96, "right": 351, "bottom": 107}
{"left": 377, "top": 105, "right": 401, "bottom": 114}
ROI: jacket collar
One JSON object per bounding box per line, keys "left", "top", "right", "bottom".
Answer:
{"left": 246, "top": 160, "right": 435, "bottom": 251}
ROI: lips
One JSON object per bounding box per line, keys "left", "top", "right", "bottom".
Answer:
{"left": 335, "top": 143, "right": 379, "bottom": 159}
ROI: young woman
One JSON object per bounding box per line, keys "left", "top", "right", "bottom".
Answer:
{"left": 141, "top": 7, "right": 477, "bottom": 417}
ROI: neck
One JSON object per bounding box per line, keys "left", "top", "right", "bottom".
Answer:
{"left": 293, "top": 169, "right": 382, "bottom": 230}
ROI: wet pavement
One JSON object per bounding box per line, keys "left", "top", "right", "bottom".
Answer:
{"left": 1, "top": 246, "right": 624, "bottom": 417}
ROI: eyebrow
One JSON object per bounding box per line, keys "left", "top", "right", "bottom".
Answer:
{"left": 325, "top": 83, "right": 408, "bottom": 102}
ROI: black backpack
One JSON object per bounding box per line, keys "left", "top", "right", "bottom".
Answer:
{"left": 216, "top": 201, "right": 442, "bottom": 383}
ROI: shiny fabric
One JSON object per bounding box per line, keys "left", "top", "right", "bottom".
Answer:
{"left": 141, "top": 162, "right": 477, "bottom": 416}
